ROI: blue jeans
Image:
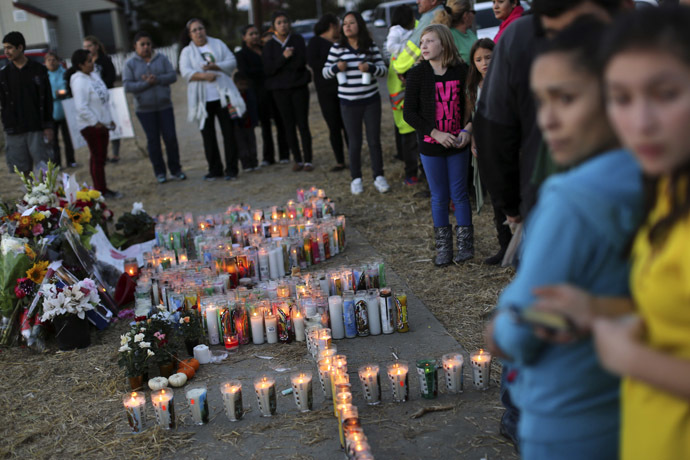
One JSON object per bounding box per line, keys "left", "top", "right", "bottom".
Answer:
{"left": 420, "top": 150, "right": 472, "bottom": 227}
{"left": 136, "top": 107, "right": 181, "bottom": 177}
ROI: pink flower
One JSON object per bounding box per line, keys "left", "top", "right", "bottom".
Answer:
{"left": 31, "top": 223, "right": 44, "bottom": 236}
{"left": 154, "top": 331, "right": 166, "bottom": 341}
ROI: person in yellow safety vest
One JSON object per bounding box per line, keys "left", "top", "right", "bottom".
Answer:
{"left": 393, "top": 0, "right": 446, "bottom": 76}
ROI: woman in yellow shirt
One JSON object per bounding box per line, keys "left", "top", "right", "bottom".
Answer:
{"left": 530, "top": 7, "right": 690, "bottom": 460}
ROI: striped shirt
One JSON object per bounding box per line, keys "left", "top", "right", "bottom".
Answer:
{"left": 322, "top": 43, "right": 387, "bottom": 104}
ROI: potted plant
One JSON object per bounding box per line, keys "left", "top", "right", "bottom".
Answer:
{"left": 178, "top": 307, "right": 202, "bottom": 356}
{"left": 118, "top": 325, "right": 155, "bottom": 389}
{"left": 39, "top": 277, "right": 99, "bottom": 350}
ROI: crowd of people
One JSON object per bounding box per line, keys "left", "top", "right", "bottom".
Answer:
{"left": 1, "top": 1, "right": 689, "bottom": 458}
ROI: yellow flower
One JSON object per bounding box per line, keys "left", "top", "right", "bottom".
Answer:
{"left": 80, "top": 207, "right": 92, "bottom": 224}
{"left": 19, "top": 216, "right": 31, "bottom": 227}
{"left": 26, "top": 260, "right": 49, "bottom": 284}
{"left": 24, "top": 244, "right": 36, "bottom": 260}
{"left": 73, "top": 222, "right": 83, "bottom": 235}
{"left": 33, "top": 212, "right": 45, "bottom": 222}
{"left": 88, "top": 190, "right": 101, "bottom": 200}
{"left": 76, "top": 191, "right": 90, "bottom": 201}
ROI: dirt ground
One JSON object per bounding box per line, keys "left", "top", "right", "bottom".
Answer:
{"left": 0, "top": 80, "right": 516, "bottom": 459}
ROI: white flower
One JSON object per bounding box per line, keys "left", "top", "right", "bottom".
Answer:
{"left": 119, "top": 344, "right": 132, "bottom": 353}
{"left": 133, "top": 333, "right": 145, "bottom": 343}
{"left": 139, "top": 341, "right": 151, "bottom": 349}
{"left": 179, "top": 317, "right": 186, "bottom": 324}
{"left": 140, "top": 327, "right": 146, "bottom": 332}
{"left": 147, "top": 349, "right": 155, "bottom": 357}
{"left": 120, "top": 335, "right": 130, "bottom": 346}
{"left": 132, "top": 202, "right": 145, "bottom": 215}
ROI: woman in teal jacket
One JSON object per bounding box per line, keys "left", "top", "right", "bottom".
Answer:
{"left": 486, "top": 19, "right": 643, "bottom": 459}
{"left": 44, "top": 51, "right": 75, "bottom": 168}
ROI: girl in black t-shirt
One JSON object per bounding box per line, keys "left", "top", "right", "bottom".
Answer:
{"left": 403, "top": 24, "right": 474, "bottom": 267}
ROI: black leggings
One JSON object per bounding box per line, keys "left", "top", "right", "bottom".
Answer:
{"left": 200, "top": 100, "right": 238, "bottom": 177}
{"left": 316, "top": 88, "right": 347, "bottom": 165}
{"left": 273, "top": 85, "right": 312, "bottom": 164}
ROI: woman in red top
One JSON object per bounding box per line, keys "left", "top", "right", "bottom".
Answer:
{"left": 493, "top": 0, "right": 524, "bottom": 42}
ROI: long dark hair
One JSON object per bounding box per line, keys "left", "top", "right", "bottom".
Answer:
{"left": 314, "top": 13, "right": 338, "bottom": 36}
{"left": 601, "top": 7, "right": 690, "bottom": 248}
{"left": 465, "top": 38, "right": 494, "bottom": 110}
{"left": 391, "top": 4, "right": 415, "bottom": 29}
{"left": 338, "top": 11, "right": 373, "bottom": 52}
{"left": 64, "top": 49, "right": 91, "bottom": 95}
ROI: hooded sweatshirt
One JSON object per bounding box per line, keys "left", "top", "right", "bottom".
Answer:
{"left": 123, "top": 52, "right": 177, "bottom": 113}
{"left": 70, "top": 71, "right": 112, "bottom": 131}
{"left": 492, "top": 149, "right": 643, "bottom": 445}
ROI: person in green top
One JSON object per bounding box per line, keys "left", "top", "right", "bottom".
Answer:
{"left": 432, "top": 0, "right": 478, "bottom": 63}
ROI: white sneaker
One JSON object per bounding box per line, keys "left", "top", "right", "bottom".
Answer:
{"left": 374, "top": 176, "right": 390, "bottom": 193}
{"left": 351, "top": 178, "right": 363, "bottom": 195}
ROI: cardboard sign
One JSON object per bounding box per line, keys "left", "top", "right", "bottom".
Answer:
{"left": 61, "top": 87, "right": 135, "bottom": 150}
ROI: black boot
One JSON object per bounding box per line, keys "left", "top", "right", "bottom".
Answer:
{"left": 433, "top": 225, "right": 453, "bottom": 267}
{"left": 485, "top": 209, "right": 512, "bottom": 265}
{"left": 454, "top": 225, "right": 474, "bottom": 263}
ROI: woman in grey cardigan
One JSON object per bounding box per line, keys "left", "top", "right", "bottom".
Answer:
{"left": 123, "top": 31, "right": 186, "bottom": 183}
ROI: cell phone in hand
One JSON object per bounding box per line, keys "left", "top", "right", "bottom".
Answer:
{"left": 509, "top": 305, "right": 574, "bottom": 334}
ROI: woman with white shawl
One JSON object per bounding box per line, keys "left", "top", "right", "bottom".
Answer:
{"left": 179, "top": 18, "right": 246, "bottom": 181}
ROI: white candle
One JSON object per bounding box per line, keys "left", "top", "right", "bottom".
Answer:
{"left": 205, "top": 306, "right": 220, "bottom": 345}
{"left": 268, "top": 247, "right": 280, "bottom": 280}
{"left": 442, "top": 353, "right": 464, "bottom": 394}
{"left": 307, "top": 327, "right": 321, "bottom": 359}
{"left": 470, "top": 349, "right": 492, "bottom": 390}
{"left": 328, "top": 296, "right": 345, "bottom": 340}
{"left": 254, "top": 376, "right": 276, "bottom": 417}
{"left": 265, "top": 314, "right": 278, "bottom": 344}
{"left": 317, "top": 359, "right": 333, "bottom": 398}
{"left": 358, "top": 364, "right": 381, "bottom": 405}
{"left": 293, "top": 311, "right": 306, "bottom": 342}
{"left": 193, "top": 344, "right": 211, "bottom": 364}
{"left": 366, "top": 290, "right": 382, "bottom": 336}
{"left": 387, "top": 361, "right": 409, "bottom": 403}
{"left": 151, "top": 389, "right": 175, "bottom": 429}
{"left": 186, "top": 385, "right": 209, "bottom": 425}
{"left": 291, "top": 372, "right": 313, "bottom": 412}
{"left": 123, "top": 392, "right": 146, "bottom": 433}
{"left": 220, "top": 380, "right": 243, "bottom": 421}
{"left": 250, "top": 311, "right": 265, "bottom": 345}
{"left": 276, "top": 243, "right": 286, "bottom": 278}
{"left": 258, "top": 248, "right": 270, "bottom": 281}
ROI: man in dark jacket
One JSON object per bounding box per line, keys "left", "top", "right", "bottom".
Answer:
{"left": 0, "top": 31, "right": 53, "bottom": 175}
{"left": 474, "top": 0, "right": 630, "bottom": 223}
{"left": 473, "top": 0, "right": 633, "bottom": 449}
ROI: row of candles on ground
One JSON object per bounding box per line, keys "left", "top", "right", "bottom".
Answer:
{"left": 139, "top": 215, "right": 346, "bottom": 280}
{"left": 122, "top": 348, "right": 492, "bottom": 458}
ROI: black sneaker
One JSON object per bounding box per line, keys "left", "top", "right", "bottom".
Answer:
{"left": 204, "top": 174, "right": 220, "bottom": 181}
{"left": 171, "top": 172, "right": 187, "bottom": 180}
{"left": 224, "top": 175, "right": 238, "bottom": 181}
{"left": 103, "top": 189, "right": 123, "bottom": 199}
{"left": 157, "top": 175, "right": 167, "bottom": 184}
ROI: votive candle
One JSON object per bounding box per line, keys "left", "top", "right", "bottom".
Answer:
{"left": 220, "top": 380, "right": 243, "bottom": 421}
{"left": 123, "top": 392, "right": 146, "bottom": 433}
{"left": 291, "top": 371, "right": 313, "bottom": 412}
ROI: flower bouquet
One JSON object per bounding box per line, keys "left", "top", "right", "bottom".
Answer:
{"left": 109, "top": 202, "right": 156, "bottom": 250}
{"left": 39, "top": 277, "right": 99, "bottom": 350}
